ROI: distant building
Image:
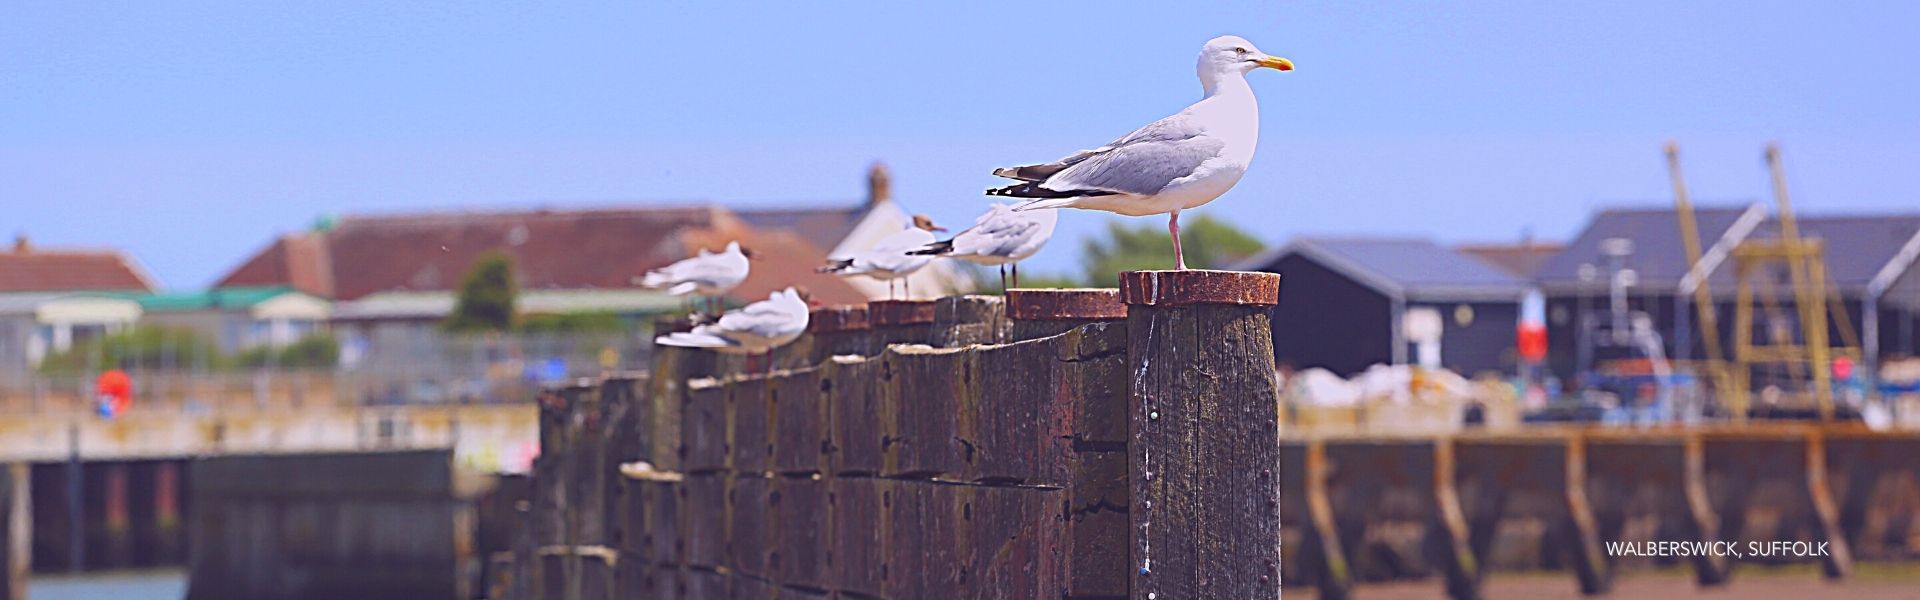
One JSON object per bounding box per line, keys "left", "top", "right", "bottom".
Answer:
{"left": 0, "top": 235, "right": 156, "bottom": 375}
{"left": 114, "top": 286, "right": 332, "bottom": 352}
{"left": 1534, "top": 204, "right": 1920, "bottom": 380}
{"left": 1457, "top": 240, "right": 1564, "bottom": 279}
{"left": 0, "top": 235, "right": 155, "bottom": 294}
{"left": 1233, "top": 238, "right": 1533, "bottom": 377}
{"left": 214, "top": 163, "right": 970, "bottom": 314}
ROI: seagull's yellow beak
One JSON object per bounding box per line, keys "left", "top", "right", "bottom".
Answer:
{"left": 1256, "top": 55, "right": 1295, "bottom": 71}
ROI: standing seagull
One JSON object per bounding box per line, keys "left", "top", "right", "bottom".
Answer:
{"left": 818, "top": 215, "right": 946, "bottom": 300}
{"left": 988, "top": 35, "right": 1292, "bottom": 270}
{"left": 655, "top": 287, "right": 811, "bottom": 370}
{"left": 908, "top": 203, "right": 1058, "bottom": 289}
{"left": 639, "top": 241, "right": 754, "bottom": 314}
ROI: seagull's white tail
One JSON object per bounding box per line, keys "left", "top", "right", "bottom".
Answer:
{"left": 1012, "top": 198, "right": 1079, "bottom": 212}
{"left": 655, "top": 331, "right": 732, "bottom": 348}
{"left": 639, "top": 270, "right": 674, "bottom": 289}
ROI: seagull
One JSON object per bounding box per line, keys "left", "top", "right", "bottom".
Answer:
{"left": 988, "top": 35, "right": 1292, "bottom": 270}
{"left": 655, "top": 287, "right": 811, "bottom": 370}
{"left": 907, "top": 203, "right": 1058, "bottom": 290}
{"left": 638, "top": 240, "right": 754, "bottom": 314}
{"left": 818, "top": 214, "right": 946, "bottom": 300}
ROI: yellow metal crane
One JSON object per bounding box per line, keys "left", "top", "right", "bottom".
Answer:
{"left": 1668, "top": 143, "right": 1861, "bottom": 421}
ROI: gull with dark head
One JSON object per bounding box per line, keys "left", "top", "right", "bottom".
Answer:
{"left": 908, "top": 203, "right": 1058, "bottom": 289}
{"left": 817, "top": 214, "right": 946, "bottom": 300}
{"left": 988, "top": 35, "right": 1292, "bottom": 270}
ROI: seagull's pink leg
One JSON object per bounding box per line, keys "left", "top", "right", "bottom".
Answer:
{"left": 1168, "top": 210, "right": 1188, "bottom": 270}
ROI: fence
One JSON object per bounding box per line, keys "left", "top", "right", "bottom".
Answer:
{"left": 0, "top": 328, "right": 656, "bottom": 413}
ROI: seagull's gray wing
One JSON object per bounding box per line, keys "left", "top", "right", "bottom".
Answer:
{"left": 1043, "top": 116, "right": 1225, "bottom": 196}
{"left": 952, "top": 212, "right": 1040, "bottom": 258}
{"left": 994, "top": 114, "right": 1224, "bottom": 197}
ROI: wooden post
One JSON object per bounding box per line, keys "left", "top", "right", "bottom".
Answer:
{"left": 1, "top": 464, "right": 25, "bottom": 600}
{"left": 1680, "top": 434, "right": 1730, "bottom": 585}
{"left": 1006, "top": 289, "right": 1127, "bottom": 342}
{"left": 1803, "top": 430, "right": 1853, "bottom": 579}
{"left": 806, "top": 305, "right": 873, "bottom": 364}
{"left": 1121, "top": 270, "right": 1283, "bottom": 598}
{"left": 1561, "top": 436, "right": 1612, "bottom": 595}
{"left": 930, "top": 294, "right": 1009, "bottom": 347}
{"left": 1431, "top": 438, "right": 1480, "bottom": 600}
{"left": 869, "top": 299, "right": 938, "bottom": 352}
{"left": 1302, "top": 440, "right": 1350, "bottom": 600}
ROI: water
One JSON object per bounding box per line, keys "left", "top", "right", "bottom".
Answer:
{"left": 28, "top": 570, "right": 185, "bottom": 600}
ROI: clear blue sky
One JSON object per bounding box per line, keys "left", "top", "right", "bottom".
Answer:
{"left": 4, "top": 1, "right": 1918, "bottom": 288}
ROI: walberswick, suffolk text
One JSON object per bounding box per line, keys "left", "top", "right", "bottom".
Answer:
{"left": 1605, "top": 541, "right": 1832, "bottom": 559}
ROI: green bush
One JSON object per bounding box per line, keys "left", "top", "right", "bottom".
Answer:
{"left": 37, "top": 326, "right": 223, "bottom": 374}
{"left": 236, "top": 331, "right": 340, "bottom": 369}
{"left": 518, "top": 311, "right": 627, "bottom": 334}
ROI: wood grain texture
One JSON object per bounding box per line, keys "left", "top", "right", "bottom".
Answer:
{"left": 1127, "top": 296, "right": 1283, "bottom": 599}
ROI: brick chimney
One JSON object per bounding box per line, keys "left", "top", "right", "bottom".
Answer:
{"left": 11, "top": 234, "right": 26, "bottom": 254}
{"left": 866, "top": 161, "right": 891, "bottom": 207}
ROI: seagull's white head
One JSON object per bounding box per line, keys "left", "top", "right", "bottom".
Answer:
{"left": 1197, "top": 36, "right": 1292, "bottom": 92}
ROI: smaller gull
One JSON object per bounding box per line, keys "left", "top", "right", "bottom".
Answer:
{"left": 638, "top": 240, "right": 754, "bottom": 314}
{"left": 988, "top": 35, "right": 1292, "bottom": 270}
{"left": 818, "top": 215, "right": 946, "bottom": 300}
{"left": 908, "top": 203, "right": 1058, "bottom": 289}
{"left": 655, "top": 287, "right": 811, "bottom": 370}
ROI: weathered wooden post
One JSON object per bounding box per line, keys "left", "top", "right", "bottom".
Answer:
{"left": 804, "top": 305, "right": 873, "bottom": 364}
{"left": 1, "top": 463, "right": 25, "bottom": 600}
{"left": 1006, "top": 289, "right": 1127, "bottom": 342}
{"left": 868, "top": 299, "right": 938, "bottom": 351}
{"left": 929, "top": 294, "right": 1008, "bottom": 347}
{"left": 1120, "top": 270, "right": 1283, "bottom": 598}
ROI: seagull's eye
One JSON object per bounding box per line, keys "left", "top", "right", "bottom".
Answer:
{"left": 1234, "top": 47, "right": 1248, "bottom": 55}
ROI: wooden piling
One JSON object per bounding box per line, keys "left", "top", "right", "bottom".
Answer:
{"left": 1802, "top": 431, "right": 1854, "bottom": 579}
{"left": 868, "top": 299, "right": 938, "bottom": 351}
{"left": 1, "top": 464, "right": 24, "bottom": 600}
{"left": 929, "top": 294, "right": 1009, "bottom": 347}
{"left": 1005, "top": 288, "right": 1127, "bottom": 342}
{"left": 1121, "top": 270, "right": 1283, "bottom": 599}
{"left": 804, "top": 305, "right": 873, "bottom": 364}
{"left": 1431, "top": 438, "right": 1481, "bottom": 600}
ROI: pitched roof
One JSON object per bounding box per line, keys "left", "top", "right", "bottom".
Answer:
{"left": 1534, "top": 204, "right": 1764, "bottom": 291}
{"left": 0, "top": 239, "right": 155, "bottom": 293}
{"left": 108, "top": 286, "right": 308, "bottom": 312}
{"left": 1534, "top": 205, "right": 1920, "bottom": 298}
{"left": 1747, "top": 214, "right": 1920, "bottom": 291}
{"left": 734, "top": 204, "right": 867, "bottom": 256}
{"left": 214, "top": 205, "right": 870, "bottom": 304}
{"left": 1234, "top": 237, "right": 1530, "bottom": 301}
{"left": 1456, "top": 242, "right": 1564, "bottom": 279}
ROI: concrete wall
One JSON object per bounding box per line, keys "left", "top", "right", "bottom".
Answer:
{"left": 186, "top": 450, "right": 491, "bottom": 600}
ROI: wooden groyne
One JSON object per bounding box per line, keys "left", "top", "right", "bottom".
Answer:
{"left": 497, "top": 274, "right": 1920, "bottom": 600}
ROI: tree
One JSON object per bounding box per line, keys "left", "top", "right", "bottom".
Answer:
{"left": 445, "top": 252, "right": 518, "bottom": 333}
{"left": 1080, "top": 212, "right": 1265, "bottom": 285}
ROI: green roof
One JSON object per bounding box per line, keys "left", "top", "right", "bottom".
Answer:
{"left": 109, "top": 286, "right": 304, "bottom": 312}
